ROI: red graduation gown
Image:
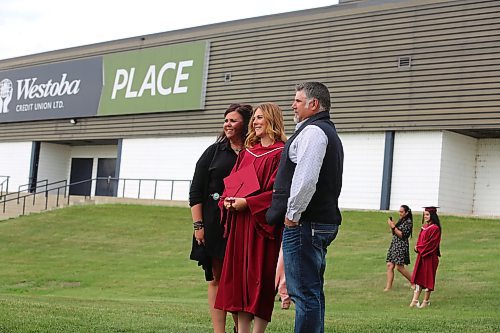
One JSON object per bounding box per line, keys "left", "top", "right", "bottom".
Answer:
{"left": 411, "top": 223, "right": 441, "bottom": 291}
{"left": 215, "top": 142, "right": 284, "bottom": 322}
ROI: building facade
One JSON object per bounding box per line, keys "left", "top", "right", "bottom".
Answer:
{"left": 1, "top": 0, "right": 499, "bottom": 215}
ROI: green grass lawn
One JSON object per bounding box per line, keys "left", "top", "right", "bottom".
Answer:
{"left": 0, "top": 204, "right": 499, "bottom": 332}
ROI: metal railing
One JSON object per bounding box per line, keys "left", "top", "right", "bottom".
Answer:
{"left": 18, "top": 179, "right": 49, "bottom": 194}
{"left": 67, "top": 177, "right": 191, "bottom": 200}
{"left": 17, "top": 179, "right": 49, "bottom": 203}
{"left": 0, "top": 176, "right": 9, "bottom": 199}
{"left": 118, "top": 177, "right": 191, "bottom": 200}
{"left": 2, "top": 179, "right": 67, "bottom": 215}
{"left": 1, "top": 177, "right": 191, "bottom": 217}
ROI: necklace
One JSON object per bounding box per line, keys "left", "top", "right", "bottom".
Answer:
{"left": 230, "top": 142, "right": 243, "bottom": 153}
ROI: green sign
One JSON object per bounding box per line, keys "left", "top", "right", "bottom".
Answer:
{"left": 98, "top": 41, "right": 209, "bottom": 116}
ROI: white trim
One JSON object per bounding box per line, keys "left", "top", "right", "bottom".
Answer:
{"left": 245, "top": 146, "right": 283, "bottom": 158}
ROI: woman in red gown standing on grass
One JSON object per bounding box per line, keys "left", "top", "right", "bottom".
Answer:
{"left": 215, "top": 102, "right": 287, "bottom": 333}
{"left": 410, "top": 206, "right": 442, "bottom": 308}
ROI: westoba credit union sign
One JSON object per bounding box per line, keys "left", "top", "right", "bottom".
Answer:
{"left": 0, "top": 57, "right": 103, "bottom": 123}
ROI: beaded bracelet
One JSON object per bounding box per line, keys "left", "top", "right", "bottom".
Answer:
{"left": 193, "top": 220, "right": 204, "bottom": 230}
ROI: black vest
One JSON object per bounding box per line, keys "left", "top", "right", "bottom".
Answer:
{"left": 266, "top": 111, "right": 343, "bottom": 225}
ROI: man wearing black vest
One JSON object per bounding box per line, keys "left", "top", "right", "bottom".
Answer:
{"left": 266, "top": 82, "right": 344, "bottom": 333}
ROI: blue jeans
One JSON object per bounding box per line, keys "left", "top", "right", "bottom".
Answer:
{"left": 282, "top": 222, "right": 339, "bottom": 333}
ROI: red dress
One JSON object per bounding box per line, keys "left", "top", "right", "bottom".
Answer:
{"left": 411, "top": 223, "right": 441, "bottom": 291}
{"left": 215, "top": 142, "right": 284, "bottom": 322}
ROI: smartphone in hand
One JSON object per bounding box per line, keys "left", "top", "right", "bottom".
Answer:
{"left": 389, "top": 216, "right": 393, "bottom": 221}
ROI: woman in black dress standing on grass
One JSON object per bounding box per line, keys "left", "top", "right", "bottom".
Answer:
{"left": 384, "top": 204, "right": 414, "bottom": 291}
{"left": 189, "top": 103, "right": 252, "bottom": 333}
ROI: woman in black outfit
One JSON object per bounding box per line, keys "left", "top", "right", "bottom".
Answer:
{"left": 384, "top": 204, "right": 414, "bottom": 291}
{"left": 189, "top": 103, "right": 252, "bottom": 333}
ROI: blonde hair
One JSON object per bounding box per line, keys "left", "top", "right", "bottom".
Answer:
{"left": 245, "top": 102, "right": 287, "bottom": 147}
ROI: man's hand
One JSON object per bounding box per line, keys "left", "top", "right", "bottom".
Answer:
{"left": 284, "top": 217, "right": 299, "bottom": 227}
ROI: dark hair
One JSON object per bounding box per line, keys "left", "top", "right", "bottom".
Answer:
{"left": 428, "top": 211, "right": 442, "bottom": 230}
{"left": 216, "top": 103, "right": 253, "bottom": 143}
{"left": 426, "top": 210, "right": 442, "bottom": 257}
{"left": 421, "top": 209, "right": 441, "bottom": 227}
{"left": 401, "top": 204, "right": 413, "bottom": 221}
{"left": 295, "top": 82, "right": 331, "bottom": 112}
{"left": 398, "top": 204, "right": 413, "bottom": 238}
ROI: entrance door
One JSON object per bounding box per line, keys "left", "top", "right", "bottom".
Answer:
{"left": 95, "top": 158, "right": 117, "bottom": 197}
{"left": 69, "top": 158, "right": 93, "bottom": 196}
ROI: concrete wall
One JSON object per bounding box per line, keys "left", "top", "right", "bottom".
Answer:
{"left": 4, "top": 130, "right": 499, "bottom": 216}
{"left": 119, "top": 137, "right": 214, "bottom": 200}
{"left": 438, "top": 131, "right": 477, "bottom": 214}
{"left": 390, "top": 131, "right": 442, "bottom": 211}
{"left": 473, "top": 138, "right": 500, "bottom": 216}
{"left": 338, "top": 132, "right": 385, "bottom": 210}
{"left": 38, "top": 142, "right": 72, "bottom": 192}
{"left": 0, "top": 141, "right": 32, "bottom": 192}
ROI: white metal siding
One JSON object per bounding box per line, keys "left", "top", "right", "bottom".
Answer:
{"left": 473, "top": 138, "right": 500, "bottom": 216}
{"left": 438, "top": 131, "right": 477, "bottom": 214}
{"left": 38, "top": 143, "right": 72, "bottom": 190}
{"left": 390, "top": 131, "right": 442, "bottom": 211}
{"left": 120, "top": 137, "right": 215, "bottom": 200}
{"left": 0, "top": 141, "right": 32, "bottom": 192}
{"left": 338, "top": 132, "right": 385, "bottom": 210}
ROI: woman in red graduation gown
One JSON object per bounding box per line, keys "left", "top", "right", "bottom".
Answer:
{"left": 215, "top": 102, "right": 287, "bottom": 333}
{"left": 410, "top": 206, "right": 442, "bottom": 308}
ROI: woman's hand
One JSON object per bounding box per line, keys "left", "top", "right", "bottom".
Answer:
{"left": 387, "top": 218, "right": 395, "bottom": 229}
{"left": 232, "top": 197, "right": 248, "bottom": 211}
{"left": 223, "top": 197, "right": 235, "bottom": 210}
{"left": 223, "top": 197, "right": 247, "bottom": 212}
{"left": 194, "top": 228, "right": 205, "bottom": 245}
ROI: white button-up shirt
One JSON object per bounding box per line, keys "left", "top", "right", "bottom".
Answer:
{"left": 286, "top": 119, "right": 328, "bottom": 222}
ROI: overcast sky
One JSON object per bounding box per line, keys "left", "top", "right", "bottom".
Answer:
{"left": 1, "top": 0, "right": 339, "bottom": 61}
